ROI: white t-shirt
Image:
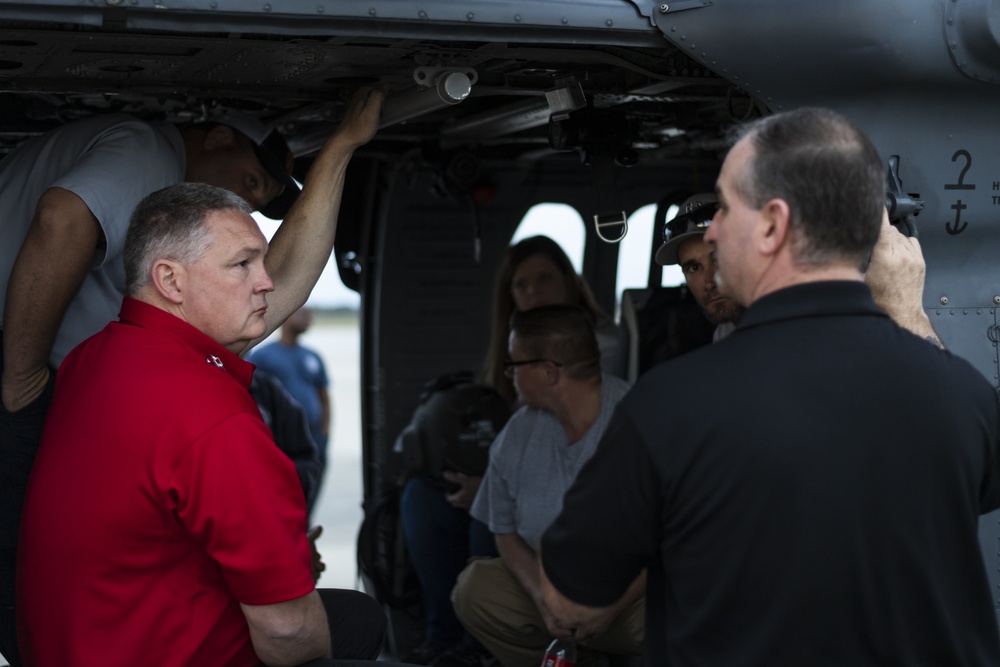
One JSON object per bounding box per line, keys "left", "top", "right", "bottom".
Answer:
{"left": 0, "top": 113, "right": 185, "bottom": 365}
{"left": 471, "top": 373, "right": 631, "bottom": 551}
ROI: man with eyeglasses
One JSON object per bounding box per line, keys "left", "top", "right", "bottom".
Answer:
{"left": 450, "top": 304, "right": 642, "bottom": 667}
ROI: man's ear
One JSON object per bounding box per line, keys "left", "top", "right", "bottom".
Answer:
{"left": 151, "top": 259, "right": 185, "bottom": 304}
{"left": 544, "top": 362, "right": 561, "bottom": 387}
{"left": 203, "top": 124, "right": 236, "bottom": 151}
{"left": 758, "top": 198, "right": 791, "bottom": 256}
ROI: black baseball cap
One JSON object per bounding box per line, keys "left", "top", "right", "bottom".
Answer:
{"left": 220, "top": 113, "right": 300, "bottom": 220}
{"left": 654, "top": 193, "right": 718, "bottom": 266}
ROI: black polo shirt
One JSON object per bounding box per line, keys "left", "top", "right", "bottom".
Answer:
{"left": 542, "top": 281, "right": 1000, "bottom": 666}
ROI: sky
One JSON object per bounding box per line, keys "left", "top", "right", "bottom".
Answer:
{"left": 254, "top": 213, "right": 361, "bottom": 309}
{"left": 253, "top": 203, "right": 684, "bottom": 309}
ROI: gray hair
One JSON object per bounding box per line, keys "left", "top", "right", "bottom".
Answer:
{"left": 124, "top": 183, "right": 252, "bottom": 294}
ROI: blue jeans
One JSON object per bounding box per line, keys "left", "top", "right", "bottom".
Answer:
{"left": 399, "top": 476, "right": 497, "bottom": 648}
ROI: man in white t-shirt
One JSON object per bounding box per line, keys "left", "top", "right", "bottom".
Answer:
{"left": 451, "top": 304, "right": 643, "bottom": 667}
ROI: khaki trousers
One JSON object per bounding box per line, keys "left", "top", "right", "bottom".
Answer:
{"left": 452, "top": 557, "right": 644, "bottom": 667}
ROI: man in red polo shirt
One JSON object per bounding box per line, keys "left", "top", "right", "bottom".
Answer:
{"left": 18, "top": 183, "right": 385, "bottom": 666}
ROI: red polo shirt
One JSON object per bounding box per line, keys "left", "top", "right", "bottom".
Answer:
{"left": 19, "top": 298, "right": 315, "bottom": 667}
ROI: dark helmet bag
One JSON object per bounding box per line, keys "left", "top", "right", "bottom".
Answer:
{"left": 393, "top": 371, "right": 511, "bottom": 481}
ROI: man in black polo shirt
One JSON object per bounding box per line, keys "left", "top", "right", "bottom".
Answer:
{"left": 539, "top": 107, "right": 1000, "bottom": 666}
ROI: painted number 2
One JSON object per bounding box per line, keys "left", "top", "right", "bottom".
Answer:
{"left": 945, "top": 149, "right": 975, "bottom": 190}
{"left": 945, "top": 149, "right": 973, "bottom": 235}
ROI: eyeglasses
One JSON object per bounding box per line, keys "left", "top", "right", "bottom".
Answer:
{"left": 502, "top": 358, "right": 563, "bottom": 377}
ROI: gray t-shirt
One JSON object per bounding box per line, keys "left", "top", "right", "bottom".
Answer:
{"left": 471, "top": 373, "right": 631, "bottom": 551}
{"left": 0, "top": 113, "right": 185, "bottom": 365}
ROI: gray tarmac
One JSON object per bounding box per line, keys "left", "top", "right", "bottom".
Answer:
{"left": 295, "top": 315, "right": 365, "bottom": 592}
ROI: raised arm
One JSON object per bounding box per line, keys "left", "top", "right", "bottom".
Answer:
{"left": 2, "top": 187, "right": 101, "bottom": 411}
{"left": 241, "top": 589, "right": 330, "bottom": 667}
{"left": 251, "top": 86, "right": 387, "bottom": 351}
{"left": 865, "top": 211, "right": 942, "bottom": 348}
